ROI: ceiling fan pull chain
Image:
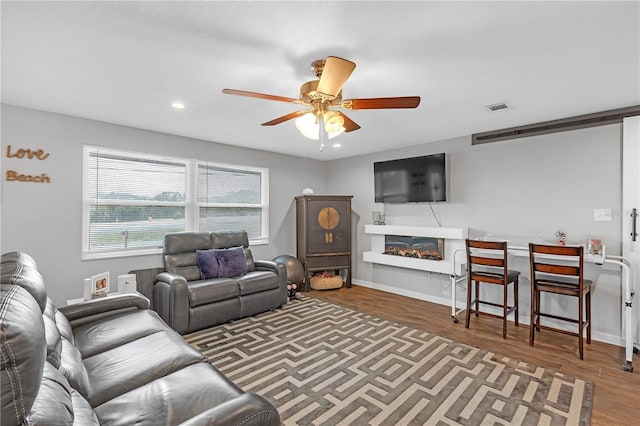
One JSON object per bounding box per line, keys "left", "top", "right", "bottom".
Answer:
{"left": 319, "top": 115, "right": 325, "bottom": 151}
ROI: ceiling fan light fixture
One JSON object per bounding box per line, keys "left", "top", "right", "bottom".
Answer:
{"left": 295, "top": 113, "right": 319, "bottom": 140}
{"left": 295, "top": 111, "right": 345, "bottom": 140}
{"left": 324, "top": 111, "right": 345, "bottom": 134}
{"left": 327, "top": 126, "right": 344, "bottom": 139}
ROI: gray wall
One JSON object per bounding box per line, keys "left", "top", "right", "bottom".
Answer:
{"left": 0, "top": 104, "right": 327, "bottom": 305}
{"left": 1, "top": 103, "right": 626, "bottom": 345}
{"left": 326, "top": 124, "right": 624, "bottom": 344}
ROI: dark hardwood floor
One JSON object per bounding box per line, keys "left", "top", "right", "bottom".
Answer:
{"left": 309, "top": 285, "right": 640, "bottom": 426}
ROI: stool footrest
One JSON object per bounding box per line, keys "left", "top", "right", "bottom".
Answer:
{"left": 471, "top": 299, "right": 517, "bottom": 317}
{"left": 537, "top": 312, "right": 579, "bottom": 324}
{"left": 469, "top": 308, "right": 517, "bottom": 320}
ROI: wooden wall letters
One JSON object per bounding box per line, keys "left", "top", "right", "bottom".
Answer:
{"left": 5, "top": 145, "right": 51, "bottom": 183}
{"left": 6, "top": 145, "right": 50, "bottom": 160}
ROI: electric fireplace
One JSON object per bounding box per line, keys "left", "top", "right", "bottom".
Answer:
{"left": 383, "top": 235, "right": 444, "bottom": 261}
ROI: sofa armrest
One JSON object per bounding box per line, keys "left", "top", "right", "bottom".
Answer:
{"left": 255, "top": 260, "right": 288, "bottom": 305}
{"left": 178, "top": 393, "right": 280, "bottom": 426}
{"left": 255, "top": 260, "right": 286, "bottom": 281}
{"left": 155, "top": 271, "right": 188, "bottom": 286}
{"left": 153, "top": 271, "right": 190, "bottom": 334}
{"left": 58, "top": 294, "right": 149, "bottom": 328}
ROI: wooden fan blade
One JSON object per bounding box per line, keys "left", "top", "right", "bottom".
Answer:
{"left": 261, "top": 110, "right": 307, "bottom": 126}
{"left": 316, "top": 56, "right": 356, "bottom": 99}
{"left": 342, "top": 96, "right": 421, "bottom": 110}
{"left": 336, "top": 111, "right": 361, "bottom": 132}
{"left": 222, "top": 88, "right": 298, "bottom": 104}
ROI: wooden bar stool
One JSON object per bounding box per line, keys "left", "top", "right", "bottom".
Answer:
{"left": 528, "top": 243, "right": 592, "bottom": 360}
{"left": 465, "top": 239, "right": 520, "bottom": 338}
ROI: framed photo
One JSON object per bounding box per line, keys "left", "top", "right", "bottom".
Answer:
{"left": 90, "top": 271, "right": 110, "bottom": 298}
{"left": 586, "top": 239, "right": 603, "bottom": 256}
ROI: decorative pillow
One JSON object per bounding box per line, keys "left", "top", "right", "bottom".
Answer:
{"left": 215, "top": 246, "right": 248, "bottom": 278}
{"left": 196, "top": 249, "right": 219, "bottom": 279}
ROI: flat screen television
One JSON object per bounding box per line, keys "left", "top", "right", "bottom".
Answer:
{"left": 374, "top": 153, "right": 447, "bottom": 203}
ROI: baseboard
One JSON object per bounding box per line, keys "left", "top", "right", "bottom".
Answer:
{"left": 352, "top": 278, "right": 625, "bottom": 348}
{"left": 352, "top": 278, "right": 456, "bottom": 308}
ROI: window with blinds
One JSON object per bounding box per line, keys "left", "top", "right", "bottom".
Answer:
{"left": 197, "top": 163, "right": 268, "bottom": 243}
{"left": 83, "top": 146, "right": 188, "bottom": 258}
{"left": 83, "top": 146, "right": 269, "bottom": 259}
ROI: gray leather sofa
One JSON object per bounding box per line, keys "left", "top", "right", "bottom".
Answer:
{"left": 154, "top": 231, "right": 287, "bottom": 334}
{"left": 0, "top": 251, "right": 280, "bottom": 426}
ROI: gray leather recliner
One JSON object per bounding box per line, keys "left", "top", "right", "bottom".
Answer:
{"left": 154, "top": 231, "right": 288, "bottom": 334}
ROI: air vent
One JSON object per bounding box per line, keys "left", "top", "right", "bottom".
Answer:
{"left": 485, "top": 102, "right": 509, "bottom": 112}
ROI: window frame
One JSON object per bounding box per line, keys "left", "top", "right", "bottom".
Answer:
{"left": 82, "top": 146, "right": 269, "bottom": 260}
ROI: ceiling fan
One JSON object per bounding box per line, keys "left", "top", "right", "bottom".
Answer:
{"left": 222, "top": 56, "right": 421, "bottom": 141}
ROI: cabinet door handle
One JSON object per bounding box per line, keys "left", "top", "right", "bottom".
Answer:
{"left": 632, "top": 208, "right": 638, "bottom": 242}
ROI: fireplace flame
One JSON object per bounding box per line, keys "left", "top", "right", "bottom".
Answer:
{"left": 383, "top": 246, "right": 443, "bottom": 261}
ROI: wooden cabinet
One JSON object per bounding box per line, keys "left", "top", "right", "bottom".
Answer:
{"left": 295, "top": 195, "right": 353, "bottom": 290}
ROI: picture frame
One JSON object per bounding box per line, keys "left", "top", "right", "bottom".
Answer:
{"left": 586, "top": 239, "right": 603, "bottom": 256}
{"left": 90, "top": 271, "right": 110, "bottom": 298}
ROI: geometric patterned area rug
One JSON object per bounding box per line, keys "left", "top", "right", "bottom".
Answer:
{"left": 184, "top": 296, "right": 592, "bottom": 425}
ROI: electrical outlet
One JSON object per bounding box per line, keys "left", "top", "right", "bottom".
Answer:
{"left": 593, "top": 208, "right": 613, "bottom": 222}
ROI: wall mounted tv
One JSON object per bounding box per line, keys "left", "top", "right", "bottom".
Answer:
{"left": 374, "top": 153, "right": 447, "bottom": 203}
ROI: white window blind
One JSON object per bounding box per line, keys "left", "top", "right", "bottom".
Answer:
{"left": 83, "top": 146, "right": 270, "bottom": 259}
{"left": 197, "top": 163, "right": 268, "bottom": 241}
{"left": 83, "top": 146, "right": 188, "bottom": 258}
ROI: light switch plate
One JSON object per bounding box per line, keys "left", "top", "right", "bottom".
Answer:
{"left": 593, "top": 208, "right": 613, "bottom": 222}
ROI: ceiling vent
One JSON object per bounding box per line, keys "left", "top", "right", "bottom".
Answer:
{"left": 485, "top": 102, "right": 509, "bottom": 112}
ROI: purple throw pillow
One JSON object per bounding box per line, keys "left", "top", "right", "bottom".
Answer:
{"left": 215, "top": 246, "right": 248, "bottom": 278}
{"left": 197, "top": 249, "right": 219, "bottom": 279}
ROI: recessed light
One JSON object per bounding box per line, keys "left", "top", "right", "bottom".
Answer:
{"left": 333, "top": 143, "right": 342, "bottom": 148}
{"left": 172, "top": 101, "right": 185, "bottom": 109}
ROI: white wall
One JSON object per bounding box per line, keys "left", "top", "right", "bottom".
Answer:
{"left": 326, "top": 124, "right": 625, "bottom": 345}
{"left": 0, "top": 104, "right": 327, "bottom": 305}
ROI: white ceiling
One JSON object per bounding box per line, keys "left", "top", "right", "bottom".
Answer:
{"left": 2, "top": 1, "right": 639, "bottom": 161}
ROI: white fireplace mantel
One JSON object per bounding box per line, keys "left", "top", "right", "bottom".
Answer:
{"left": 363, "top": 224, "right": 468, "bottom": 275}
